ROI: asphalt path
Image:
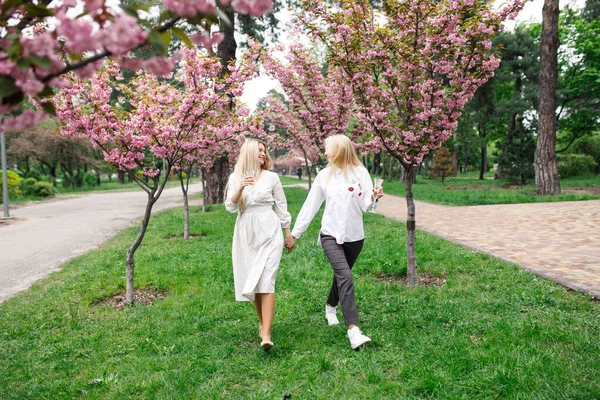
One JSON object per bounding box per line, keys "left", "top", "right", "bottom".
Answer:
{"left": 0, "top": 183, "right": 202, "bottom": 303}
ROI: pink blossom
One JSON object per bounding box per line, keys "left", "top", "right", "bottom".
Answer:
{"left": 191, "top": 32, "right": 225, "bottom": 49}
{"left": 231, "top": 0, "right": 273, "bottom": 16}
{"left": 162, "top": 0, "right": 217, "bottom": 16}
{"left": 0, "top": 110, "right": 46, "bottom": 132}
{"left": 98, "top": 14, "right": 148, "bottom": 56}
{"left": 20, "top": 32, "right": 58, "bottom": 59}
{"left": 15, "top": 79, "right": 44, "bottom": 94}
{"left": 142, "top": 57, "right": 175, "bottom": 77}
{"left": 56, "top": 13, "right": 99, "bottom": 54}
{"left": 119, "top": 58, "right": 144, "bottom": 71}
{"left": 0, "top": 59, "right": 16, "bottom": 75}
{"left": 85, "top": 0, "right": 104, "bottom": 12}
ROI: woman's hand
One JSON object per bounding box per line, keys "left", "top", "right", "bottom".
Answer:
{"left": 284, "top": 235, "right": 297, "bottom": 252}
{"left": 240, "top": 175, "right": 255, "bottom": 189}
{"left": 373, "top": 187, "right": 384, "bottom": 200}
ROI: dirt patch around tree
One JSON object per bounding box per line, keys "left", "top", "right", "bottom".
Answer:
{"left": 375, "top": 272, "right": 446, "bottom": 288}
{"left": 163, "top": 232, "right": 207, "bottom": 239}
{"left": 95, "top": 288, "right": 169, "bottom": 310}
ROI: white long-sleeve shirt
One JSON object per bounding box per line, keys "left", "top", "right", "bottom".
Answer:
{"left": 291, "top": 165, "right": 377, "bottom": 245}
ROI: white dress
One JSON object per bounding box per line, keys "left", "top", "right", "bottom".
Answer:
{"left": 225, "top": 171, "right": 292, "bottom": 302}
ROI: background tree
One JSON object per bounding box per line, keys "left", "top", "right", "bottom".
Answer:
{"left": 493, "top": 26, "right": 539, "bottom": 181}
{"left": 535, "top": 0, "right": 561, "bottom": 195}
{"left": 259, "top": 42, "right": 354, "bottom": 188}
{"left": 201, "top": 0, "right": 289, "bottom": 204}
{"left": 555, "top": 8, "right": 600, "bottom": 155}
{"left": 8, "top": 119, "right": 98, "bottom": 186}
{"left": 428, "top": 147, "right": 454, "bottom": 183}
{"left": 0, "top": 0, "right": 274, "bottom": 131}
{"left": 56, "top": 46, "right": 259, "bottom": 305}
{"left": 299, "top": 0, "right": 526, "bottom": 285}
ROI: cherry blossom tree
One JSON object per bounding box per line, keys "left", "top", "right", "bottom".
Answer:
{"left": 56, "top": 45, "right": 260, "bottom": 305}
{"left": 299, "top": 0, "right": 527, "bottom": 284}
{"left": 259, "top": 43, "right": 354, "bottom": 188}
{"left": 0, "top": 0, "right": 273, "bottom": 132}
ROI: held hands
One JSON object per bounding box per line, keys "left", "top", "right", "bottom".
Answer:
{"left": 284, "top": 235, "right": 297, "bottom": 252}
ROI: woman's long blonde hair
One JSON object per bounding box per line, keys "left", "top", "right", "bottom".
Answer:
{"left": 325, "top": 135, "right": 364, "bottom": 184}
{"left": 231, "top": 139, "right": 272, "bottom": 211}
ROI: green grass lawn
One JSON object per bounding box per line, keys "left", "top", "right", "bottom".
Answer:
{"left": 1, "top": 188, "right": 599, "bottom": 398}
{"left": 379, "top": 172, "right": 600, "bottom": 206}
{"left": 279, "top": 175, "right": 310, "bottom": 186}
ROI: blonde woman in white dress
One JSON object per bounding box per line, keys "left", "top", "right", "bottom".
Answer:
{"left": 225, "top": 139, "right": 294, "bottom": 351}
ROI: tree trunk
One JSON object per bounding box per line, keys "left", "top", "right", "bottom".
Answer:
{"left": 479, "top": 144, "right": 487, "bottom": 180}
{"left": 381, "top": 153, "right": 386, "bottom": 179}
{"left": 204, "top": 157, "right": 229, "bottom": 204}
{"left": 404, "top": 165, "right": 418, "bottom": 286}
{"left": 217, "top": 8, "right": 237, "bottom": 74}
{"left": 47, "top": 164, "right": 56, "bottom": 186}
{"left": 300, "top": 147, "right": 312, "bottom": 190}
{"left": 183, "top": 190, "right": 190, "bottom": 239}
{"left": 535, "top": 0, "right": 561, "bottom": 195}
{"left": 452, "top": 135, "right": 459, "bottom": 177}
{"left": 388, "top": 155, "right": 393, "bottom": 179}
{"left": 178, "top": 168, "right": 192, "bottom": 239}
{"left": 371, "top": 152, "right": 381, "bottom": 175}
{"left": 125, "top": 190, "right": 158, "bottom": 305}
{"left": 200, "top": 9, "right": 237, "bottom": 205}
{"left": 201, "top": 169, "right": 206, "bottom": 213}
{"left": 479, "top": 125, "right": 487, "bottom": 180}
{"left": 118, "top": 170, "right": 126, "bottom": 184}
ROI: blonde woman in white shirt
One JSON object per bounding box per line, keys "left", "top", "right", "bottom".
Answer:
{"left": 288, "top": 134, "right": 383, "bottom": 350}
{"left": 225, "top": 139, "right": 294, "bottom": 351}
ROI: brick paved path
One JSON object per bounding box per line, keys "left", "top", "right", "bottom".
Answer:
{"left": 376, "top": 195, "right": 600, "bottom": 299}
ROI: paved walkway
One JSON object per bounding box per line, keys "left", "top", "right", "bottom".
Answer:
{"left": 376, "top": 195, "right": 600, "bottom": 299}
{"left": 0, "top": 183, "right": 203, "bottom": 303}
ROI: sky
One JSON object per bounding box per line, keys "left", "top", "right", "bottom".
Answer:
{"left": 240, "top": 0, "right": 587, "bottom": 111}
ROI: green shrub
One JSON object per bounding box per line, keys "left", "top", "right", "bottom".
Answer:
{"left": 575, "top": 135, "right": 600, "bottom": 174}
{"left": 74, "top": 172, "right": 84, "bottom": 187}
{"left": 25, "top": 168, "right": 43, "bottom": 181}
{"left": 19, "top": 178, "right": 38, "bottom": 196}
{"left": 0, "top": 170, "right": 22, "bottom": 197}
{"left": 33, "top": 181, "right": 54, "bottom": 197}
{"left": 557, "top": 154, "right": 597, "bottom": 178}
{"left": 83, "top": 172, "right": 97, "bottom": 187}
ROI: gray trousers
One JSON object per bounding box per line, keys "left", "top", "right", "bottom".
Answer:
{"left": 321, "top": 234, "right": 364, "bottom": 326}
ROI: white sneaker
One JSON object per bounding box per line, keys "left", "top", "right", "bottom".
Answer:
{"left": 325, "top": 305, "right": 340, "bottom": 326}
{"left": 348, "top": 326, "right": 371, "bottom": 350}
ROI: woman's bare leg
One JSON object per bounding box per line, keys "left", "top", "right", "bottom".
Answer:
{"left": 254, "top": 297, "right": 263, "bottom": 336}
{"left": 255, "top": 293, "right": 275, "bottom": 341}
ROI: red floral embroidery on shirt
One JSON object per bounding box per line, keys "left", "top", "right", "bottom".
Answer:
{"left": 348, "top": 187, "right": 354, "bottom": 192}
{"left": 358, "top": 192, "right": 362, "bottom": 196}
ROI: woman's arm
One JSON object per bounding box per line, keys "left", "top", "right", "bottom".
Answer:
{"left": 360, "top": 169, "right": 382, "bottom": 213}
{"left": 291, "top": 172, "right": 325, "bottom": 240}
{"left": 224, "top": 174, "right": 254, "bottom": 212}
{"left": 273, "top": 175, "right": 292, "bottom": 229}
